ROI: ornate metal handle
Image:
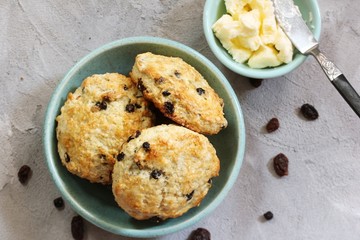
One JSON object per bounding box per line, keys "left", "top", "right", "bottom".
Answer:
{"left": 310, "top": 48, "right": 342, "bottom": 81}
{"left": 310, "top": 48, "right": 360, "bottom": 117}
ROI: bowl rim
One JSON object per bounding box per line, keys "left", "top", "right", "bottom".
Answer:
{"left": 43, "top": 36, "right": 246, "bottom": 238}
{"left": 203, "top": 0, "right": 322, "bottom": 79}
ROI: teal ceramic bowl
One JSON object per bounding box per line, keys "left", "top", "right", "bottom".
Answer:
{"left": 43, "top": 36, "right": 246, "bottom": 238}
{"left": 203, "top": 0, "right": 321, "bottom": 79}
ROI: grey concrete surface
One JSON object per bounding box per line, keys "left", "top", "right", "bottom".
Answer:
{"left": 1, "top": 0, "right": 360, "bottom": 239}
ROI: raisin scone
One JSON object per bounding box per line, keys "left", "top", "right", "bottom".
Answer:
{"left": 56, "top": 73, "right": 154, "bottom": 184}
{"left": 112, "top": 124, "right": 220, "bottom": 220}
{"left": 130, "top": 52, "right": 228, "bottom": 135}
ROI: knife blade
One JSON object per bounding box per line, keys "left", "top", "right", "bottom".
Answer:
{"left": 272, "top": 0, "right": 360, "bottom": 118}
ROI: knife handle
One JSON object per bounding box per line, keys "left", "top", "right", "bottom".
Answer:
{"left": 332, "top": 74, "right": 360, "bottom": 117}
{"left": 310, "top": 48, "right": 360, "bottom": 117}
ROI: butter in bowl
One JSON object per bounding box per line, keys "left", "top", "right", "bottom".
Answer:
{"left": 203, "top": 0, "right": 321, "bottom": 78}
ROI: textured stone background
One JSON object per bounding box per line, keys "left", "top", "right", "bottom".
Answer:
{"left": 1, "top": 0, "right": 360, "bottom": 239}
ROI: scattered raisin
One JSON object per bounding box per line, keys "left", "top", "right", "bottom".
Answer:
{"left": 125, "top": 103, "right": 135, "bottom": 113}
{"left": 142, "top": 142, "right": 150, "bottom": 151}
{"left": 127, "top": 136, "right": 134, "bottom": 142}
{"left": 71, "top": 215, "right": 84, "bottom": 240}
{"left": 123, "top": 85, "right": 128, "bottom": 90}
{"left": 53, "top": 197, "right": 64, "bottom": 209}
{"left": 95, "top": 101, "right": 107, "bottom": 110}
{"left": 273, "top": 153, "right": 289, "bottom": 177}
{"left": 164, "top": 102, "right": 174, "bottom": 114}
{"left": 174, "top": 70, "right": 181, "bottom": 78}
{"left": 162, "top": 90, "right": 171, "bottom": 96}
{"left": 300, "top": 103, "right": 319, "bottom": 120}
{"left": 135, "top": 103, "right": 142, "bottom": 109}
{"left": 266, "top": 118, "right": 280, "bottom": 133}
{"left": 150, "top": 169, "right": 163, "bottom": 179}
{"left": 208, "top": 178, "right": 213, "bottom": 184}
{"left": 249, "top": 78, "right": 263, "bottom": 88}
{"left": 65, "top": 153, "right": 71, "bottom": 163}
{"left": 196, "top": 88, "right": 205, "bottom": 95}
{"left": 186, "top": 190, "right": 195, "bottom": 201}
{"left": 189, "top": 228, "right": 211, "bottom": 240}
{"left": 263, "top": 211, "right": 273, "bottom": 220}
{"left": 117, "top": 152, "right": 125, "bottom": 161}
{"left": 18, "top": 165, "right": 31, "bottom": 184}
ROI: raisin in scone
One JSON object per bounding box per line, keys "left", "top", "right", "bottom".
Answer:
{"left": 112, "top": 124, "right": 220, "bottom": 220}
{"left": 130, "top": 52, "right": 227, "bottom": 135}
{"left": 56, "top": 73, "right": 154, "bottom": 184}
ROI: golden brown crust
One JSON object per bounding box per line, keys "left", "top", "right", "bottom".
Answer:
{"left": 112, "top": 124, "right": 220, "bottom": 220}
{"left": 130, "top": 52, "right": 228, "bottom": 135}
{"left": 56, "top": 73, "right": 154, "bottom": 184}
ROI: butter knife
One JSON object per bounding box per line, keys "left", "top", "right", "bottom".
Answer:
{"left": 272, "top": 0, "right": 360, "bottom": 117}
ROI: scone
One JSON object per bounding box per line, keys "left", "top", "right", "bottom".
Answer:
{"left": 112, "top": 124, "right": 220, "bottom": 220}
{"left": 56, "top": 73, "right": 154, "bottom": 184}
{"left": 130, "top": 52, "right": 228, "bottom": 135}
